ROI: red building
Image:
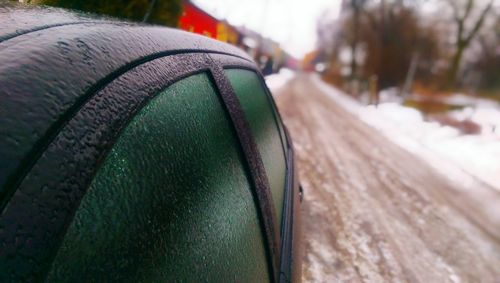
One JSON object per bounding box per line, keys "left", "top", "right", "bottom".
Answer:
{"left": 178, "top": 1, "right": 239, "bottom": 44}
{"left": 178, "top": 1, "right": 218, "bottom": 39}
{"left": 177, "top": 1, "right": 295, "bottom": 72}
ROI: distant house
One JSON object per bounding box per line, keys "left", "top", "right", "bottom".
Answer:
{"left": 178, "top": 1, "right": 238, "bottom": 45}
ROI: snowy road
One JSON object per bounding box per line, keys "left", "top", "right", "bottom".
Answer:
{"left": 273, "top": 75, "right": 500, "bottom": 282}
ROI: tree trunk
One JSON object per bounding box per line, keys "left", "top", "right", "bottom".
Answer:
{"left": 448, "top": 43, "right": 465, "bottom": 88}
{"left": 350, "top": 4, "right": 360, "bottom": 80}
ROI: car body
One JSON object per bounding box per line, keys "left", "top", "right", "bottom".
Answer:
{"left": 0, "top": 1, "right": 301, "bottom": 282}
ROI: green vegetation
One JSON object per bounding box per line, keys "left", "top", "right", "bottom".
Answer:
{"left": 35, "top": 0, "right": 182, "bottom": 27}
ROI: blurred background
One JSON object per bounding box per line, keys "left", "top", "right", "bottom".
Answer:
{"left": 15, "top": 0, "right": 500, "bottom": 281}
{"left": 18, "top": 0, "right": 500, "bottom": 139}
{"left": 18, "top": 0, "right": 500, "bottom": 95}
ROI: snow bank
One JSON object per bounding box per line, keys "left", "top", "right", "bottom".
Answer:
{"left": 311, "top": 74, "right": 500, "bottom": 192}
{"left": 265, "top": 68, "right": 295, "bottom": 92}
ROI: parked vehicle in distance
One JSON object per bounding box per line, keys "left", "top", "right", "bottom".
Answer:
{"left": 0, "top": 1, "right": 301, "bottom": 282}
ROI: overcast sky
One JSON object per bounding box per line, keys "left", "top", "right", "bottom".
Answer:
{"left": 193, "top": 0, "right": 342, "bottom": 58}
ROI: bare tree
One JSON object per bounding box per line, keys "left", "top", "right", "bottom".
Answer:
{"left": 446, "top": 0, "right": 493, "bottom": 86}
{"left": 347, "top": 0, "right": 368, "bottom": 80}
{"left": 360, "top": 3, "right": 439, "bottom": 89}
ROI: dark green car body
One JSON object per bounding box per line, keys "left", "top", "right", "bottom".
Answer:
{"left": 0, "top": 1, "right": 301, "bottom": 282}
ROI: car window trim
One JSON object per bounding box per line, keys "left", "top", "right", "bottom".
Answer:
{"left": 221, "top": 66, "right": 289, "bottom": 174}
{"left": 211, "top": 56, "right": 298, "bottom": 283}
{"left": 208, "top": 64, "right": 280, "bottom": 282}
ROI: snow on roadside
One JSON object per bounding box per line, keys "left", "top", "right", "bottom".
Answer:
{"left": 311, "top": 74, "right": 500, "bottom": 193}
{"left": 265, "top": 68, "right": 295, "bottom": 92}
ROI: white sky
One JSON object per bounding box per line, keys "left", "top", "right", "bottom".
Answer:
{"left": 193, "top": 0, "right": 342, "bottom": 59}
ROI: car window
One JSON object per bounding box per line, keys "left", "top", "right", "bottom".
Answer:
{"left": 225, "top": 69, "right": 287, "bottom": 224}
{"left": 47, "top": 73, "right": 271, "bottom": 282}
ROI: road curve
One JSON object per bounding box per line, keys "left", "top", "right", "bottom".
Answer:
{"left": 273, "top": 75, "right": 500, "bottom": 283}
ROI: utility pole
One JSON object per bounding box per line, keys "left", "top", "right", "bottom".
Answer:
{"left": 143, "top": 0, "right": 158, "bottom": 23}
{"left": 402, "top": 52, "right": 419, "bottom": 99}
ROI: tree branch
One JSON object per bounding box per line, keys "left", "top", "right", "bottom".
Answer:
{"left": 446, "top": 0, "right": 461, "bottom": 22}
{"left": 463, "top": 0, "right": 474, "bottom": 22}
{"left": 464, "top": 0, "right": 493, "bottom": 44}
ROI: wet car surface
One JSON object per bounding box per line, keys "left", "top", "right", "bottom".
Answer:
{"left": 0, "top": 2, "right": 301, "bottom": 282}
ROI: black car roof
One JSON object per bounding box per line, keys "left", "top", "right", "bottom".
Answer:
{"left": 0, "top": 1, "right": 254, "bottom": 197}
